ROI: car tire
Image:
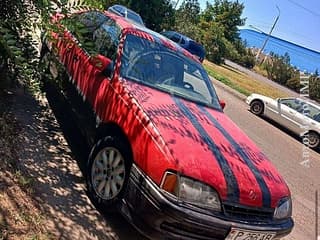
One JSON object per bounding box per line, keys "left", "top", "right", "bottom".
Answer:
{"left": 250, "top": 100, "right": 264, "bottom": 116}
{"left": 86, "top": 135, "right": 132, "bottom": 212}
{"left": 307, "top": 131, "right": 320, "bottom": 149}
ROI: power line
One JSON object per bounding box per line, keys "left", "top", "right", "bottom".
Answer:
{"left": 286, "top": 0, "right": 320, "bottom": 17}
{"left": 249, "top": 22, "right": 316, "bottom": 44}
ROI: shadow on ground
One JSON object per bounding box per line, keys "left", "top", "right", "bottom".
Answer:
{"left": 11, "top": 85, "right": 145, "bottom": 240}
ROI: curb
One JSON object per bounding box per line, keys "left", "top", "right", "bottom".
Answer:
{"left": 210, "top": 76, "right": 247, "bottom": 101}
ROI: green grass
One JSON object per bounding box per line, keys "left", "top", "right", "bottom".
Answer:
{"left": 204, "top": 65, "right": 250, "bottom": 96}
{"left": 204, "top": 60, "right": 290, "bottom": 99}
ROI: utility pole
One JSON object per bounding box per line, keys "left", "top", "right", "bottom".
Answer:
{"left": 255, "top": 5, "right": 281, "bottom": 60}
{"left": 174, "top": 0, "right": 181, "bottom": 9}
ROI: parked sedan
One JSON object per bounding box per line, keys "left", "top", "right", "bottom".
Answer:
{"left": 246, "top": 93, "right": 320, "bottom": 149}
{"left": 107, "top": 4, "right": 144, "bottom": 26}
{"left": 42, "top": 10, "right": 293, "bottom": 240}
{"left": 161, "top": 31, "right": 205, "bottom": 62}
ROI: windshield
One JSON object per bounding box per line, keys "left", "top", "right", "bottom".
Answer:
{"left": 120, "top": 34, "right": 221, "bottom": 109}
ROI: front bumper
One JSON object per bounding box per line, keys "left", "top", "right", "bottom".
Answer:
{"left": 120, "top": 164, "right": 294, "bottom": 240}
{"left": 245, "top": 95, "right": 253, "bottom": 106}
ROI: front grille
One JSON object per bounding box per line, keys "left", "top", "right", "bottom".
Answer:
{"left": 223, "top": 203, "right": 274, "bottom": 222}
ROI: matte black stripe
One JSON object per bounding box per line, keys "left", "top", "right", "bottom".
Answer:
{"left": 173, "top": 98, "right": 240, "bottom": 203}
{"left": 199, "top": 106, "right": 271, "bottom": 208}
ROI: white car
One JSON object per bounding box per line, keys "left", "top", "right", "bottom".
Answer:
{"left": 246, "top": 93, "right": 320, "bottom": 149}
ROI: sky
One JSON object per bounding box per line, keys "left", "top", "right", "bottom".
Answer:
{"left": 198, "top": 0, "right": 320, "bottom": 52}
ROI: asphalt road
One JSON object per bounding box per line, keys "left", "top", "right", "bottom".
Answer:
{"left": 213, "top": 79, "right": 320, "bottom": 240}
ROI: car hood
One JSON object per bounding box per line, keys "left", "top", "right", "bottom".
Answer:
{"left": 248, "top": 93, "right": 275, "bottom": 103}
{"left": 125, "top": 82, "right": 290, "bottom": 208}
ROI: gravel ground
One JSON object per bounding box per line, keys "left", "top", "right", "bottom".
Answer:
{"left": 0, "top": 88, "right": 142, "bottom": 240}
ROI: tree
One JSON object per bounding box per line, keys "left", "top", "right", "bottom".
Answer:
{"left": 0, "top": 0, "right": 37, "bottom": 89}
{"left": 198, "top": 19, "right": 226, "bottom": 64}
{"left": 173, "top": 0, "right": 201, "bottom": 39}
{"left": 176, "top": 0, "right": 201, "bottom": 25}
{"left": 0, "top": 0, "right": 103, "bottom": 90}
{"left": 126, "top": 0, "right": 175, "bottom": 32}
{"left": 203, "top": 0, "right": 245, "bottom": 43}
{"left": 264, "top": 52, "right": 295, "bottom": 85}
{"left": 309, "top": 71, "right": 320, "bottom": 101}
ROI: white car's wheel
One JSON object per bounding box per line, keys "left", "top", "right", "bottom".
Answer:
{"left": 307, "top": 132, "right": 320, "bottom": 149}
{"left": 250, "top": 100, "right": 264, "bottom": 115}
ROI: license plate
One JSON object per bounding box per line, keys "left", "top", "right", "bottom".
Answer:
{"left": 225, "top": 228, "right": 276, "bottom": 240}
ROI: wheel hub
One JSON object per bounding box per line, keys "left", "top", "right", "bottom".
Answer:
{"left": 91, "top": 147, "right": 125, "bottom": 200}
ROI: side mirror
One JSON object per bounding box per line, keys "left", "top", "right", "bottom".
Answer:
{"left": 219, "top": 100, "right": 226, "bottom": 110}
{"left": 277, "top": 98, "right": 281, "bottom": 106}
{"left": 90, "top": 54, "right": 113, "bottom": 78}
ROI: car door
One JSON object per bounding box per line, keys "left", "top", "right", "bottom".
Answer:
{"left": 277, "top": 98, "right": 302, "bottom": 133}
{"left": 90, "top": 18, "right": 123, "bottom": 117}
{"left": 263, "top": 98, "right": 281, "bottom": 120}
{"left": 59, "top": 11, "right": 110, "bottom": 102}
{"left": 291, "top": 103, "right": 320, "bottom": 135}
{"left": 67, "top": 12, "right": 121, "bottom": 105}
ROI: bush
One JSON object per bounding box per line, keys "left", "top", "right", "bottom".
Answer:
{"left": 309, "top": 73, "right": 320, "bottom": 101}
{"left": 0, "top": 0, "right": 39, "bottom": 89}
{"left": 286, "top": 76, "right": 300, "bottom": 92}
{"left": 198, "top": 20, "right": 227, "bottom": 64}
{"left": 224, "top": 39, "right": 255, "bottom": 68}
{"left": 262, "top": 52, "right": 295, "bottom": 85}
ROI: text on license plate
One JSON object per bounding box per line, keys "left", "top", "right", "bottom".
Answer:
{"left": 225, "top": 228, "right": 276, "bottom": 240}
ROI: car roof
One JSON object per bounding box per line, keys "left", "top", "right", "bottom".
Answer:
{"left": 161, "top": 30, "right": 205, "bottom": 60}
{"left": 162, "top": 30, "right": 192, "bottom": 41}
{"left": 108, "top": 4, "right": 129, "bottom": 15}
{"left": 104, "top": 11, "right": 199, "bottom": 62}
{"left": 108, "top": 4, "right": 144, "bottom": 25}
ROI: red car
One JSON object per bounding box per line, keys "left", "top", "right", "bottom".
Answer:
{"left": 41, "top": 10, "right": 293, "bottom": 240}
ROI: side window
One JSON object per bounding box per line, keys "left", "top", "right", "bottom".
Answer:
{"left": 162, "top": 31, "right": 172, "bottom": 39}
{"left": 77, "top": 11, "right": 109, "bottom": 34}
{"left": 93, "top": 19, "right": 121, "bottom": 61}
{"left": 114, "top": 5, "right": 125, "bottom": 16}
{"left": 280, "top": 99, "right": 296, "bottom": 109}
{"left": 171, "top": 33, "right": 181, "bottom": 43}
{"left": 280, "top": 98, "right": 307, "bottom": 113}
{"left": 64, "top": 11, "right": 109, "bottom": 52}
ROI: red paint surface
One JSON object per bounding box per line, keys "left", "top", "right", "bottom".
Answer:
{"left": 49, "top": 11, "right": 290, "bottom": 208}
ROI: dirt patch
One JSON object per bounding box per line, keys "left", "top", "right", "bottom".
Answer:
{"left": 0, "top": 88, "right": 142, "bottom": 240}
{"left": 0, "top": 89, "right": 51, "bottom": 239}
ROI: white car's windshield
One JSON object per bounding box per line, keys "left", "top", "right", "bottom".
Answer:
{"left": 120, "top": 34, "right": 221, "bottom": 109}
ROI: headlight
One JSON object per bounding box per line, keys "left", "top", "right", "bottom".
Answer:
{"left": 160, "top": 172, "right": 221, "bottom": 211}
{"left": 274, "top": 197, "right": 292, "bottom": 220}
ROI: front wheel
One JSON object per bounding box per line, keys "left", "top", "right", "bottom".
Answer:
{"left": 250, "top": 100, "right": 264, "bottom": 116}
{"left": 86, "top": 136, "right": 131, "bottom": 212}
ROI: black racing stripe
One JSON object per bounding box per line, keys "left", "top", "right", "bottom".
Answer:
{"left": 199, "top": 106, "right": 271, "bottom": 208}
{"left": 173, "top": 97, "right": 240, "bottom": 203}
